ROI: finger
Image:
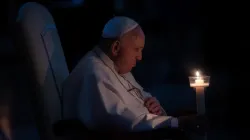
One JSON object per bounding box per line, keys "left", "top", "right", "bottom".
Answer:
{"left": 152, "top": 106, "right": 161, "bottom": 113}
{"left": 145, "top": 100, "right": 154, "bottom": 107}
{"left": 144, "top": 97, "right": 153, "bottom": 105}
{"left": 148, "top": 102, "right": 159, "bottom": 110}
{"left": 144, "top": 97, "right": 157, "bottom": 107}
{"left": 151, "top": 107, "right": 162, "bottom": 115}
{"left": 155, "top": 110, "right": 162, "bottom": 115}
{"left": 149, "top": 104, "right": 161, "bottom": 113}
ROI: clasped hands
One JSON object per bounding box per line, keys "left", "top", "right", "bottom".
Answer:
{"left": 144, "top": 97, "right": 162, "bottom": 115}
{"left": 144, "top": 97, "right": 209, "bottom": 135}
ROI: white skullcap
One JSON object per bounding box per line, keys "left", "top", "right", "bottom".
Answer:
{"left": 102, "top": 16, "right": 139, "bottom": 38}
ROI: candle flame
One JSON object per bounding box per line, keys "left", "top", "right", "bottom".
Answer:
{"left": 195, "top": 71, "right": 200, "bottom": 77}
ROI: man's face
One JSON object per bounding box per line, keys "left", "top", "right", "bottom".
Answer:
{"left": 112, "top": 26, "right": 145, "bottom": 74}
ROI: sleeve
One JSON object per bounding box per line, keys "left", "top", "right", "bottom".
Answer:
{"left": 81, "top": 70, "right": 178, "bottom": 132}
{"left": 142, "top": 90, "right": 153, "bottom": 98}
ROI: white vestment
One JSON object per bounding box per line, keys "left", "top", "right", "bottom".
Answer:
{"left": 62, "top": 47, "right": 178, "bottom": 132}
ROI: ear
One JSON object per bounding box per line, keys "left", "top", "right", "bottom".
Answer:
{"left": 111, "top": 40, "right": 121, "bottom": 56}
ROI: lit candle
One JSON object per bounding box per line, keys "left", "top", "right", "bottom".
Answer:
{"left": 188, "top": 70, "right": 210, "bottom": 139}
{"left": 190, "top": 71, "right": 209, "bottom": 87}
{"left": 189, "top": 70, "right": 210, "bottom": 115}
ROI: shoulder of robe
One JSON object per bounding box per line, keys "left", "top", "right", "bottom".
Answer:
{"left": 87, "top": 60, "right": 115, "bottom": 84}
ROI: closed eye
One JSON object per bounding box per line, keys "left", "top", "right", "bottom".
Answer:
{"left": 135, "top": 47, "right": 143, "bottom": 52}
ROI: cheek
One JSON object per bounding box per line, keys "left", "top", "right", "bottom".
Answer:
{"left": 119, "top": 51, "right": 130, "bottom": 62}
{"left": 117, "top": 55, "right": 129, "bottom": 66}
{"left": 119, "top": 50, "right": 135, "bottom": 66}
{"left": 125, "top": 54, "right": 135, "bottom": 64}
{"left": 122, "top": 57, "right": 131, "bottom": 66}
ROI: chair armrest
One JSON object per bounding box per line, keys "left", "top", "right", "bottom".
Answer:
{"left": 53, "top": 119, "right": 188, "bottom": 140}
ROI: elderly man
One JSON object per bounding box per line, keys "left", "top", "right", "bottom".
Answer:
{"left": 63, "top": 16, "right": 206, "bottom": 133}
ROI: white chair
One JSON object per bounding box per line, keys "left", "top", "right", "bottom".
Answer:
{"left": 16, "top": 2, "right": 69, "bottom": 139}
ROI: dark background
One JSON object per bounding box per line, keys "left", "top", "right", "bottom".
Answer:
{"left": 0, "top": 0, "right": 248, "bottom": 139}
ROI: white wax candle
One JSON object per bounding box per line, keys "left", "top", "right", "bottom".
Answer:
{"left": 189, "top": 70, "right": 209, "bottom": 139}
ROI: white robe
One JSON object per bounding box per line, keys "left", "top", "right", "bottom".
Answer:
{"left": 62, "top": 47, "right": 178, "bottom": 132}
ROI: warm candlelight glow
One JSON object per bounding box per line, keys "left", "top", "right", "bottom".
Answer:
{"left": 189, "top": 70, "right": 209, "bottom": 87}
{"left": 196, "top": 71, "right": 200, "bottom": 77}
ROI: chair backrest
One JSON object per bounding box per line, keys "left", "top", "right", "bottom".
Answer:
{"left": 16, "top": 2, "right": 69, "bottom": 139}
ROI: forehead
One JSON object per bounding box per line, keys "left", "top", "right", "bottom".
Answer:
{"left": 133, "top": 34, "right": 145, "bottom": 47}
{"left": 121, "top": 26, "right": 145, "bottom": 46}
